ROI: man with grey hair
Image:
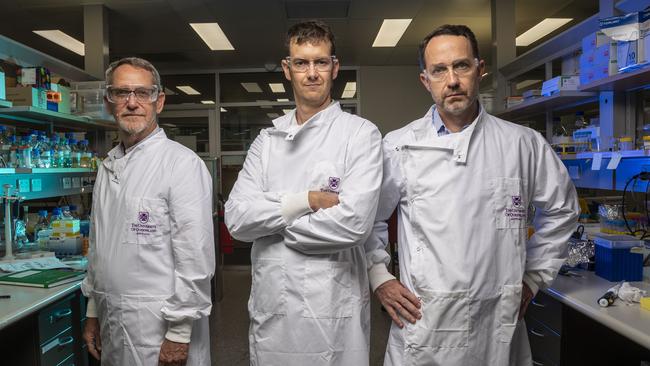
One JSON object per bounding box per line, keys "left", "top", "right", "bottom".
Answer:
{"left": 81, "top": 57, "right": 215, "bottom": 366}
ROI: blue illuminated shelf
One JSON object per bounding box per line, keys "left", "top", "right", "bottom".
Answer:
{"left": 0, "top": 106, "right": 114, "bottom": 129}
{"left": 0, "top": 99, "right": 12, "bottom": 108}
{"left": 495, "top": 91, "right": 598, "bottom": 121}
{"left": 580, "top": 67, "right": 650, "bottom": 92}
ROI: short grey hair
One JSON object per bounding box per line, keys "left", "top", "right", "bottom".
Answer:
{"left": 105, "top": 57, "right": 162, "bottom": 89}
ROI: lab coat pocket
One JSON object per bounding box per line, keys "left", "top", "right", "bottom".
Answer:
{"left": 123, "top": 196, "right": 170, "bottom": 245}
{"left": 307, "top": 161, "right": 344, "bottom": 194}
{"left": 302, "top": 260, "right": 352, "bottom": 319}
{"left": 406, "top": 289, "right": 469, "bottom": 349}
{"left": 252, "top": 258, "right": 287, "bottom": 315}
{"left": 493, "top": 178, "right": 527, "bottom": 229}
{"left": 120, "top": 295, "right": 167, "bottom": 348}
{"left": 497, "top": 284, "right": 522, "bottom": 343}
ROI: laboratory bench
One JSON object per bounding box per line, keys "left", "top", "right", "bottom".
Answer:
{"left": 0, "top": 280, "right": 91, "bottom": 366}
{"left": 527, "top": 269, "right": 650, "bottom": 365}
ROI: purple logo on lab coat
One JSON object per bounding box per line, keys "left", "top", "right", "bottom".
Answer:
{"left": 512, "top": 195, "right": 522, "bottom": 208}
{"left": 328, "top": 177, "right": 340, "bottom": 191}
{"left": 138, "top": 211, "right": 150, "bottom": 224}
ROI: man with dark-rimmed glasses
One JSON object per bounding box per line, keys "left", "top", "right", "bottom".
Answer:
{"left": 82, "top": 57, "right": 215, "bottom": 366}
{"left": 226, "top": 20, "right": 383, "bottom": 365}
{"left": 364, "top": 24, "right": 579, "bottom": 366}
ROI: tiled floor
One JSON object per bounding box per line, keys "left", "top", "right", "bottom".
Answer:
{"left": 210, "top": 265, "right": 392, "bottom": 366}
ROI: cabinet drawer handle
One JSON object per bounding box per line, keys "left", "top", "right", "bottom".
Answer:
{"left": 530, "top": 328, "right": 545, "bottom": 338}
{"left": 50, "top": 308, "right": 72, "bottom": 323}
{"left": 531, "top": 299, "right": 545, "bottom": 308}
{"left": 532, "top": 360, "right": 545, "bottom": 366}
{"left": 58, "top": 336, "right": 74, "bottom": 347}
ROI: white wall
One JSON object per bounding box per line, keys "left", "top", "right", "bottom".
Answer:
{"left": 358, "top": 66, "right": 433, "bottom": 136}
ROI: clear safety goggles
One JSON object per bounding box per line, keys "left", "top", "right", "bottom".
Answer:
{"left": 285, "top": 56, "right": 338, "bottom": 73}
{"left": 423, "top": 58, "right": 479, "bottom": 82}
{"left": 105, "top": 85, "right": 161, "bottom": 104}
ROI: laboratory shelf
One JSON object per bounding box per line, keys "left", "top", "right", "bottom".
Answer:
{"left": 0, "top": 168, "right": 14, "bottom": 174}
{"left": 24, "top": 167, "right": 93, "bottom": 174}
{"left": 0, "top": 99, "right": 12, "bottom": 108}
{"left": 495, "top": 91, "right": 598, "bottom": 121}
{"left": 0, "top": 106, "right": 115, "bottom": 129}
{"left": 580, "top": 66, "right": 650, "bottom": 92}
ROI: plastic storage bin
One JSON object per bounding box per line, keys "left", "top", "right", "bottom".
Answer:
{"left": 593, "top": 234, "right": 644, "bottom": 281}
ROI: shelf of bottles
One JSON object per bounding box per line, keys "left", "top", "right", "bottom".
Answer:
{"left": 0, "top": 128, "right": 99, "bottom": 171}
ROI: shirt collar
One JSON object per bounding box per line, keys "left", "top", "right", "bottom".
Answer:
{"left": 431, "top": 106, "right": 474, "bottom": 136}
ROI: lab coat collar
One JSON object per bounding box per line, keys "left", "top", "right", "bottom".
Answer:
{"left": 103, "top": 128, "right": 166, "bottom": 172}
{"left": 271, "top": 101, "right": 341, "bottom": 141}
{"left": 409, "top": 104, "right": 486, "bottom": 164}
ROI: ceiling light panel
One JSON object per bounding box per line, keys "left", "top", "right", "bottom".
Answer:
{"left": 516, "top": 18, "right": 572, "bottom": 46}
{"left": 33, "top": 30, "right": 85, "bottom": 56}
{"left": 221, "top": 107, "right": 227, "bottom": 112}
{"left": 341, "top": 82, "right": 357, "bottom": 99}
{"left": 267, "top": 113, "right": 280, "bottom": 118}
{"left": 201, "top": 100, "right": 215, "bottom": 104}
{"left": 189, "top": 23, "right": 235, "bottom": 50}
{"left": 269, "top": 83, "right": 286, "bottom": 93}
{"left": 372, "top": 19, "right": 412, "bottom": 47}
{"left": 277, "top": 98, "right": 290, "bottom": 102}
{"left": 242, "top": 82, "right": 263, "bottom": 93}
{"left": 177, "top": 85, "right": 201, "bottom": 95}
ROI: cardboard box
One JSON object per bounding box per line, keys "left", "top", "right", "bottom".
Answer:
{"left": 6, "top": 86, "right": 47, "bottom": 108}
{"left": 600, "top": 12, "right": 646, "bottom": 72}
{"left": 541, "top": 76, "right": 580, "bottom": 96}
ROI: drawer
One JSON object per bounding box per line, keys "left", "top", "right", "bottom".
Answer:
{"left": 40, "top": 328, "right": 75, "bottom": 366}
{"left": 527, "top": 290, "right": 562, "bottom": 334}
{"left": 80, "top": 295, "right": 87, "bottom": 321}
{"left": 39, "top": 295, "right": 74, "bottom": 345}
{"left": 56, "top": 353, "right": 75, "bottom": 366}
{"left": 531, "top": 354, "right": 558, "bottom": 366}
{"left": 527, "top": 317, "right": 561, "bottom": 366}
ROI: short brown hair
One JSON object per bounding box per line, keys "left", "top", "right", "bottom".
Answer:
{"left": 105, "top": 57, "right": 161, "bottom": 89}
{"left": 285, "top": 20, "right": 336, "bottom": 56}
{"left": 418, "top": 25, "right": 480, "bottom": 71}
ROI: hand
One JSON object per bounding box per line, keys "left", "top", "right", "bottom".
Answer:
{"left": 308, "top": 191, "right": 340, "bottom": 211}
{"left": 375, "top": 279, "right": 421, "bottom": 328}
{"left": 158, "top": 339, "right": 189, "bottom": 366}
{"left": 83, "top": 317, "right": 101, "bottom": 360}
{"left": 519, "top": 282, "right": 534, "bottom": 320}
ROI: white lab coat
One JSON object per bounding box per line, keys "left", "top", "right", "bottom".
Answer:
{"left": 365, "top": 106, "right": 579, "bottom": 366}
{"left": 225, "top": 102, "right": 382, "bottom": 365}
{"left": 81, "top": 129, "right": 215, "bottom": 366}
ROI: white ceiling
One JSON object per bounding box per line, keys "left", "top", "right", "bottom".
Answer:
{"left": 0, "top": 0, "right": 597, "bottom": 73}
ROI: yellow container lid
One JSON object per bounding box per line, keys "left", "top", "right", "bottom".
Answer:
{"left": 643, "top": 136, "right": 650, "bottom": 141}
{"left": 620, "top": 136, "right": 634, "bottom": 142}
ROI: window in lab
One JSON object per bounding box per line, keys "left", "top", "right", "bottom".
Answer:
{"left": 158, "top": 116, "right": 210, "bottom": 155}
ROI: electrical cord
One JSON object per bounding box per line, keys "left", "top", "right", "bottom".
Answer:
{"left": 622, "top": 172, "right": 650, "bottom": 238}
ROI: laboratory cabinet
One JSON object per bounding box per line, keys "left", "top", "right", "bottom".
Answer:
{"left": 0, "top": 289, "right": 89, "bottom": 366}
{"left": 526, "top": 289, "right": 650, "bottom": 365}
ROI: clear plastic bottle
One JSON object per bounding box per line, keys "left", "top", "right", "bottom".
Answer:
{"left": 61, "top": 206, "right": 74, "bottom": 220}
{"left": 9, "top": 135, "right": 18, "bottom": 168}
{"left": 0, "top": 126, "right": 9, "bottom": 167}
{"left": 70, "top": 139, "right": 80, "bottom": 168}
{"left": 49, "top": 208, "right": 63, "bottom": 226}
{"left": 79, "top": 140, "right": 91, "bottom": 168}
{"left": 69, "top": 204, "right": 79, "bottom": 219}
{"left": 62, "top": 139, "right": 72, "bottom": 168}
{"left": 39, "top": 136, "right": 51, "bottom": 168}
{"left": 34, "top": 210, "right": 50, "bottom": 250}
{"left": 50, "top": 135, "right": 60, "bottom": 168}
{"left": 20, "top": 136, "right": 32, "bottom": 168}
